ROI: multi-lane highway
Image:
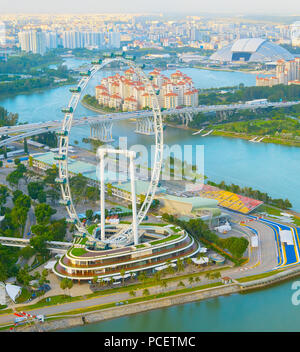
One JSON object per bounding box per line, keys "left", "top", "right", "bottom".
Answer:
{"left": 0, "top": 100, "right": 299, "bottom": 147}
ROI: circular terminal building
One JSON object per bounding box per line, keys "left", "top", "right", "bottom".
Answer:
{"left": 210, "top": 38, "right": 294, "bottom": 63}
{"left": 53, "top": 225, "right": 200, "bottom": 281}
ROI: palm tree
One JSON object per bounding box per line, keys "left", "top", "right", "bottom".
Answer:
{"left": 188, "top": 276, "right": 194, "bottom": 287}
{"left": 143, "top": 288, "right": 150, "bottom": 297}
{"left": 205, "top": 272, "right": 212, "bottom": 281}
{"left": 186, "top": 257, "right": 193, "bottom": 270}
{"left": 138, "top": 272, "right": 146, "bottom": 286}
{"left": 120, "top": 269, "right": 126, "bottom": 286}
{"left": 177, "top": 281, "right": 185, "bottom": 288}
{"left": 129, "top": 290, "right": 136, "bottom": 298}
{"left": 176, "top": 258, "right": 184, "bottom": 273}
{"left": 213, "top": 271, "right": 221, "bottom": 281}
{"left": 195, "top": 276, "right": 201, "bottom": 285}
{"left": 160, "top": 280, "right": 168, "bottom": 293}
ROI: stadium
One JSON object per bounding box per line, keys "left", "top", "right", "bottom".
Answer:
{"left": 210, "top": 38, "right": 294, "bottom": 63}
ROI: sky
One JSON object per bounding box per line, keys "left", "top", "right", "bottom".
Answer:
{"left": 1, "top": 0, "right": 300, "bottom": 15}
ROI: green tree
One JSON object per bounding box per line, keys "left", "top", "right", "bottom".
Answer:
{"left": 34, "top": 203, "right": 56, "bottom": 225}
{"left": 27, "top": 182, "right": 44, "bottom": 200}
{"left": 129, "top": 290, "right": 136, "bottom": 298}
{"left": 142, "top": 288, "right": 150, "bottom": 297}
{"left": 30, "top": 235, "right": 49, "bottom": 259}
{"left": 24, "top": 138, "right": 28, "bottom": 154}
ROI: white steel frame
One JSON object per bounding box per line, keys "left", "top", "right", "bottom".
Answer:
{"left": 57, "top": 58, "right": 163, "bottom": 245}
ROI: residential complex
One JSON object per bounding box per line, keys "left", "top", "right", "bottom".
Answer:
{"left": 256, "top": 57, "right": 300, "bottom": 86}
{"left": 95, "top": 68, "right": 198, "bottom": 111}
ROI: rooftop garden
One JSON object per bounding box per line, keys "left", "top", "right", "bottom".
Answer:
{"left": 70, "top": 247, "right": 88, "bottom": 257}
{"left": 150, "top": 234, "right": 182, "bottom": 246}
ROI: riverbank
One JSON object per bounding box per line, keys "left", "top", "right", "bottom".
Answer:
{"left": 166, "top": 122, "right": 300, "bottom": 148}
{"left": 192, "top": 65, "right": 271, "bottom": 75}
{"left": 6, "top": 264, "right": 300, "bottom": 332}
{"left": 0, "top": 79, "right": 77, "bottom": 101}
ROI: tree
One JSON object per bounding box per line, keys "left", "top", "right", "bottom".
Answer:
{"left": 17, "top": 265, "right": 31, "bottom": 286}
{"left": 195, "top": 276, "right": 201, "bottom": 284}
{"left": 11, "top": 206, "right": 29, "bottom": 236}
{"left": 177, "top": 281, "right": 185, "bottom": 288}
{"left": 24, "top": 138, "right": 28, "bottom": 154}
{"left": 0, "top": 185, "right": 9, "bottom": 214}
{"left": 85, "top": 209, "right": 93, "bottom": 221}
{"left": 160, "top": 280, "right": 167, "bottom": 292}
{"left": 34, "top": 203, "right": 56, "bottom": 225}
{"left": 30, "top": 235, "right": 49, "bottom": 259}
{"left": 20, "top": 245, "right": 35, "bottom": 259}
{"left": 14, "top": 158, "right": 20, "bottom": 166}
{"left": 37, "top": 190, "right": 47, "bottom": 203}
{"left": 14, "top": 193, "right": 31, "bottom": 209}
{"left": 142, "top": 288, "right": 150, "bottom": 297}
{"left": 120, "top": 269, "right": 126, "bottom": 286}
{"left": 188, "top": 276, "right": 194, "bottom": 287}
{"left": 129, "top": 290, "right": 136, "bottom": 298}
{"left": 27, "top": 182, "right": 44, "bottom": 200}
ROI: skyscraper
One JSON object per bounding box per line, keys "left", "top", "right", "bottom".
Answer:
{"left": 291, "top": 22, "right": 300, "bottom": 47}
{"left": 0, "top": 21, "right": 6, "bottom": 46}
{"left": 108, "top": 31, "right": 121, "bottom": 49}
{"left": 18, "top": 30, "right": 46, "bottom": 55}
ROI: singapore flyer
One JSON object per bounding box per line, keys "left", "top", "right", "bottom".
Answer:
{"left": 56, "top": 53, "right": 164, "bottom": 247}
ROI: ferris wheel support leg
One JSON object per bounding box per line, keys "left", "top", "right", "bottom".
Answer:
{"left": 129, "top": 153, "right": 138, "bottom": 245}
{"left": 99, "top": 150, "right": 106, "bottom": 241}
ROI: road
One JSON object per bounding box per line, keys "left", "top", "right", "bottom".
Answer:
{"left": 0, "top": 100, "right": 299, "bottom": 147}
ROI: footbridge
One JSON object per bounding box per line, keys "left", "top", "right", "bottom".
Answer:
{"left": 0, "top": 236, "right": 72, "bottom": 253}
{"left": 0, "top": 100, "right": 299, "bottom": 146}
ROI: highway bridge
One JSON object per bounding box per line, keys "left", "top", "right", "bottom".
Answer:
{"left": 0, "top": 100, "right": 299, "bottom": 146}
{"left": 0, "top": 236, "right": 72, "bottom": 253}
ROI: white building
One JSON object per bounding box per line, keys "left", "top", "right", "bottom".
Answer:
{"left": 291, "top": 22, "right": 300, "bottom": 47}
{"left": 0, "top": 21, "right": 6, "bottom": 46}
{"left": 18, "top": 30, "right": 46, "bottom": 55}
{"left": 108, "top": 31, "right": 121, "bottom": 49}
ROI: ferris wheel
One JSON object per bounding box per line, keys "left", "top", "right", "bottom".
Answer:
{"left": 55, "top": 54, "right": 164, "bottom": 246}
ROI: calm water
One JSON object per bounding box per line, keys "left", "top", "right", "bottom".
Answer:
{"left": 2, "top": 59, "right": 299, "bottom": 331}
{"left": 64, "top": 279, "right": 300, "bottom": 332}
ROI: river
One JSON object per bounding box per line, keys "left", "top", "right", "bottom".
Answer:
{"left": 64, "top": 279, "right": 300, "bottom": 332}
{"left": 1, "top": 58, "right": 300, "bottom": 331}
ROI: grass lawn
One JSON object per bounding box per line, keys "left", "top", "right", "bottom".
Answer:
{"left": 237, "top": 269, "right": 281, "bottom": 283}
{"left": 15, "top": 288, "right": 32, "bottom": 304}
{"left": 260, "top": 205, "right": 281, "bottom": 217}
{"left": 151, "top": 234, "right": 181, "bottom": 245}
{"left": 49, "top": 282, "right": 224, "bottom": 317}
{"left": 70, "top": 248, "right": 88, "bottom": 257}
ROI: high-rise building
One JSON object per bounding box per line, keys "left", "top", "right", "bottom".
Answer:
{"left": 82, "top": 32, "right": 105, "bottom": 49}
{"left": 18, "top": 30, "right": 46, "bottom": 55}
{"left": 291, "top": 22, "right": 300, "bottom": 47}
{"left": 0, "top": 21, "right": 6, "bottom": 46}
{"left": 45, "top": 32, "right": 59, "bottom": 50}
{"left": 62, "top": 31, "right": 84, "bottom": 49}
{"left": 108, "top": 31, "right": 121, "bottom": 49}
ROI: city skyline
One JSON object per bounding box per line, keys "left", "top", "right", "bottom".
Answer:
{"left": 1, "top": 0, "right": 300, "bottom": 15}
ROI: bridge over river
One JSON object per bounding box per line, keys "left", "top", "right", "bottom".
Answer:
{"left": 0, "top": 100, "right": 298, "bottom": 146}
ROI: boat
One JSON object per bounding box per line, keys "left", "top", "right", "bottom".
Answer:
{"left": 192, "top": 129, "right": 204, "bottom": 135}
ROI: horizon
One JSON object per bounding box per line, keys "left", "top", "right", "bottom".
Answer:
{"left": 1, "top": 0, "right": 300, "bottom": 16}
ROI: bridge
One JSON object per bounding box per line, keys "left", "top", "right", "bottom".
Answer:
{"left": 0, "top": 100, "right": 299, "bottom": 146}
{"left": 0, "top": 236, "right": 72, "bottom": 254}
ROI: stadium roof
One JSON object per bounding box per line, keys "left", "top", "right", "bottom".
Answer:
{"left": 210, "top": 38, "right": 294, "bottom": 63}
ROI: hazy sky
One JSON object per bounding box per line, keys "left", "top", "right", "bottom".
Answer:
{"left": 1, "top": 0, "right": 300, "bottom": 14}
